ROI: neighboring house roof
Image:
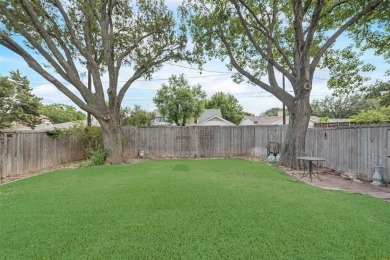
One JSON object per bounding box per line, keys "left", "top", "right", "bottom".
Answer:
{"left": 197, "top": 109, "right": 222, "bottom": 124}
{"left": 240, "top": 115, "right": 320, "bottom": 126}
{"left": 39, "top": 114, "right": 55, "bottom": 125}
{"left": 5, "top": 119, "right": 99, "bottom": 132}
{"left": 196, "top": 116, "right": 235, "bottom": 126}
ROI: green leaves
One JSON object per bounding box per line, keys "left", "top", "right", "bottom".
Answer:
{"left": 205, "top": 92, "right": 245, "bottom": 125}
{"left": 153, "top": 74, "right": 206, "bottom": 126}
{"left": 121, "top": 105, "right": 154, "bottom": 127}
{"left": 364, "top": 80, "right": 390, "bottom": 107}
{"left": 323, "top": 46, "right": 375, "bottom": 96}
{"left": 350, "top": 109, "right": 389, "bottom": 124}
{"left": 311, "top": 94, "right": 378, "bottom": 119}
{"left": 39, "top": 103, "right": 86, "bottom": 124}
{"left": 0, "top": 70, "right": 42, "bottom": 129}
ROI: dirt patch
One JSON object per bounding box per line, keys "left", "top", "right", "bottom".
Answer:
{"left": 281, "top": 166, "right": 390, "bottom": 202}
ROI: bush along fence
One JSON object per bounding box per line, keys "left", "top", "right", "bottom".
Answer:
{"left": 0, "top": 131, "right": 86, "bottom": 182}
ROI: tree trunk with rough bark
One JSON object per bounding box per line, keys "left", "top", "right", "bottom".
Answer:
{"left": 98, "top": 116, "right": 125, "bottom": 165}
{"left": 279, "top": 90, "right": 311, "bottom": 169}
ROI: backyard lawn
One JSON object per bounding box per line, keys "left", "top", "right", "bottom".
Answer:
{"left": 1, "top": 159, "right": 389, "bottom": 259}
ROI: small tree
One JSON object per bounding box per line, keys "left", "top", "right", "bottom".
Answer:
{"left": 153, "top": 74, "right": 206, "bottom": 126}
{"left": 121, "top": 105, "right": 154, "bottom": 127}
{"left": 0, "top": 70, "right": 42, "bottom": 129}
{"left": 40, "top": 103, "right": 86, "bottom": 124}
{"left": 206, "top": 92, "right": 245, "bottom": 125}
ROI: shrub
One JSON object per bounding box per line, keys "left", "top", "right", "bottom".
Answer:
{"left": 46, "top": 121, "right": 106, "bottom": 166}
{"left": 350, "top": 109, "right": 389, "bottom": 124}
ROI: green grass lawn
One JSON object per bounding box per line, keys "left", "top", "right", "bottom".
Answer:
{"left": 1, "top": 159, "right": 390, "bottom": 259}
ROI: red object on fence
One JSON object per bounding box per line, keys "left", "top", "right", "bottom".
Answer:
{"left": 324, "top": 132, "right": 327, "bottom": 140}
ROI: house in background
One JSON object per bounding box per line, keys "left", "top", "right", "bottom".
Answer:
{"left": 6, "top": 114, "right": 55, "bottom": 131}
{"left": 240, "top": 111, "right": 319, "bottom": 127}
{"left": 150, "top": 109, "right": 175, "bottom": 126}
{"left": 151, "top": 109, "right": 236, "bottom": 126}
{"left": 195, "top": 109, "right": 235, "bottom": 126}
{"left": 8, "top": 119, "right": 99, "bottom": 132}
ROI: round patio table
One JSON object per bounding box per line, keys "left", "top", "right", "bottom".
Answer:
{"left": 297, "top": 156, "right": 325, "bottom": 182}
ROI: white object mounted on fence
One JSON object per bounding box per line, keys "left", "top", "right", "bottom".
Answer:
{"left": 372, "top": 166, "right": 383, "bottom": 187}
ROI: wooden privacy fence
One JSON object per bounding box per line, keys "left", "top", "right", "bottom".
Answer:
{"left": 0, "top": 132, "right": 86, "bottom": 180}
{"left": 1, "top": 125, "right": 389, "bottom": 183}
{"left": 305, "top": 125, "right": 390, "bottom": 181}
{"left": 123, "top": 125, "right": 390, "bottom": 181}
{"left": 123, "top": 125, "right": 287, "bottom": 158}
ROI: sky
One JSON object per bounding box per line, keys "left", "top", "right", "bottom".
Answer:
{"left": 0, "top": 1, "right": 388, "bottom": 116}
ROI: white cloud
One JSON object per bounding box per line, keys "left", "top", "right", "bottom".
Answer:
{"left": 202, "top": 78, "right": 254, "bottom": 95}
{"left": 32, "top": 84, "right": 80, "bottom": 106}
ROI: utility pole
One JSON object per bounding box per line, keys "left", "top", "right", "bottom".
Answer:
{"left": 282, "top": 75, "right": 286, "bottom": 125}
{"left": 87, "top": 70, "right": 92, "bottom": 126}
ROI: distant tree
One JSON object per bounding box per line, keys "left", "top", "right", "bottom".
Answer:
{"left": 244, "top": 112, "right": 254, "bottom": 116}
{"left": 311, "top": 94, "right": 378, "bottom": 119}
{"left": 40, "top": 104, "right": 86, "bottom": 124}
{"left": 121, "top": 105, "right": 154, "bottom": 126}
{"left": 0, "top": 70, "right": 42, "bottom": 129}
{"left": 364, "top": 80, "right": 390, "bottom": 107}
{"left": 350, "top": 109, "right": 389, "bottom": 124}
{"left": 206, "top": 92, "right": 245, "bottom": 125}
{"left": 262, "top": 107, "right": 282, "bottom": 117}
{"left": 153, "top": 74, "right": 206, "bottom": 126}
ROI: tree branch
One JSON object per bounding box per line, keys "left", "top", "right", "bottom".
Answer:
{"left": 235, "top": 0, "right": 294, "bottom": 72}
{"left": 0, "top": 34, "right": 101, "bottom": 116}
{"left": 53, "top": 0, "right": 104, "bottom": 93}
{"left": 230, "top": 1, "right": 295, "bottom": 83}
{"left": 311, "top": 0, "right": 383, "bottom": 71}
{"left": 304, "top": 0, "right": 325, "bottom": 56}
{"left": 116, "top": 31, "right": 157, "bottom": 70}
{"left": 218, "top": 26, "right": 294, "bottom": 107}
{"left": 19, "top": 0, "right": 80, "bottom": 82}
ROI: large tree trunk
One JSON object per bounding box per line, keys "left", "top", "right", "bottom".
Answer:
{"left": 279, "top": 92, "right": 311, "bottom": 169}
{"left": 98, "top": 116, "right": 125, "bottom": 165}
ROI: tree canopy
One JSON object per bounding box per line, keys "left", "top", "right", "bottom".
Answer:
{"left": 0, "top": 0, "right": 188, "bottom": 163}
{"left": 311, "top": 94, "right": 378, "bottom": 119}
{"left": 153, "top": 74, "right": 206, "bottom": 126}
{"left": 182, "top": 0, "right": 386, "bottom": 168}
{"left": 206, "top": 92, "right": 245, "bottom": 125}
{"left": 40, "top": 103, "right": 86, "bottom": 124}
{"left": 121, "top": 105, "right": 154, "bottom": 127}
{"left": 364, "top": 80, "right": 390, "bottom": 107}
{"left": 0, "top": 70, "right": 42, "bottom": 129}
